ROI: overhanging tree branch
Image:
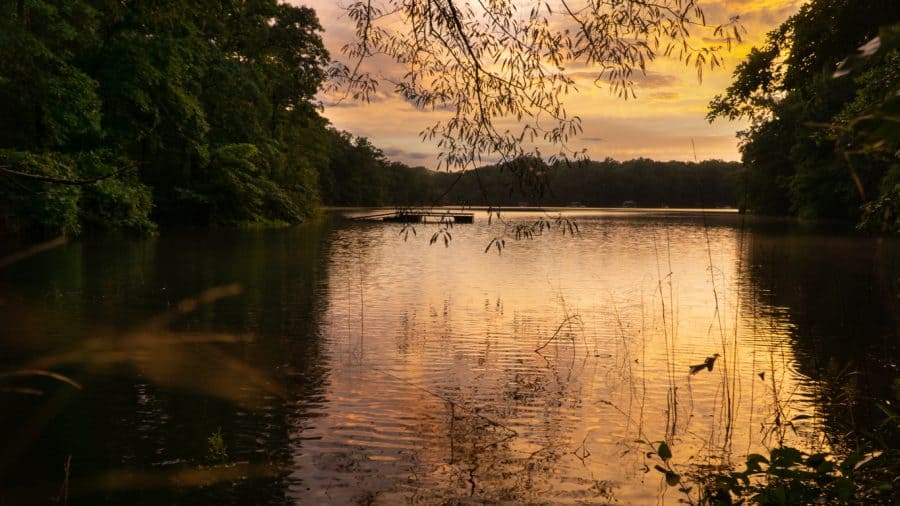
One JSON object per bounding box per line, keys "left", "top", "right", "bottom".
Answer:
{"left": 329, "top": 0, "right": 741, "bottom": 171}
{"left": 0, "top": 165, "right": 129, "bottom": 186}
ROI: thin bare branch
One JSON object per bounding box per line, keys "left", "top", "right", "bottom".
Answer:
{"left": 0, "top": 165, "right": 128, "bottom": 186}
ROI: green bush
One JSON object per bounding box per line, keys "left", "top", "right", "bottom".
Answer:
{"left": 0, "top": 149, "right": 156, "bottom": 235}
{"left": 203, "top": 143, "right": 302, "bottom": 226}
{"left": 0, "top": 150, "right": 81, "bottom": 235}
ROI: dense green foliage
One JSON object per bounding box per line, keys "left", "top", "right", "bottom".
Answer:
{"left": 696, "top": 444, "right": 897, "bottom": 504}
{"left": 317, "top": 132, "right": 441, "bottom": 207}
{"left": 688, "top": 403, "right": 899, "bottom": 504}
{"left": 644, "top": 401, "right": 899, "bottom": 504}
{"left": 0, "top": 0, "right": 330, "bottom": 233}
{"left": 0, "top": 1, "right": 742, "bottom": 236}
{"left": 708, "top": 1, "right": 900, "bottom": 230}
{"left": 313, "top": 152, "right": 740, "bottom": 209}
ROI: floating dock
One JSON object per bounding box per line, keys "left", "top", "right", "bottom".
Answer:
{"left": 353, "top": 210, "right": 474, "bottom": 224}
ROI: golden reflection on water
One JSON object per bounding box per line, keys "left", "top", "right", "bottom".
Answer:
{"left": 290, "top": 210, "right": 814, "bottom": 504}
{"left": 2, "top": 210, "right": 894, "bottom": 504}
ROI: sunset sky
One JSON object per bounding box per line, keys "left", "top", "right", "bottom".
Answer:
{"left": 305, "top": 0, "right": 803, "bottom": 166}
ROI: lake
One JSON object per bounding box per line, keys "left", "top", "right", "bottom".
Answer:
{"left": 1, "top": 209, "right": 897, "bottom": 504}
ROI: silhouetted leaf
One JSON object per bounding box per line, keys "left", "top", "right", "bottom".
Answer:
{"left": 665, "top": 471, "right": 680, "bottom": 486}
{"left": 658, "top": 442, "right": 672, "bottom": 461}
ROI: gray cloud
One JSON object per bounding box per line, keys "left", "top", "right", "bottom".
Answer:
{"left": 630, "top": 71, "right": 681, "bottom": 89}
{"left": 382, "top": 147, "right": 433, "bottom": 161}
{"left": 647, "top": 91, "right": 681, "bottom": 101}
{"left": 323, "top": 88, "right": 393, "bottom": 108}
{"left": 698, "top": 0, "right": 800, "bottom": 40}
{"left": 567, "top": 69, "right": 681, "bottom": 89}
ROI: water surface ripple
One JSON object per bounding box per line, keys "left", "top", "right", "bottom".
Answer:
{"left": 0, "top": 209, "right": 897, "bottom": 505}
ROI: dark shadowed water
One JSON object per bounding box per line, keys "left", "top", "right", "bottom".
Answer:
{"left": 1, "top": 209, "right": 897, "bottom": 504}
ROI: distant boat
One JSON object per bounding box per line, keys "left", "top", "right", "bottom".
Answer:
{"left": 622, "top": 200, "right": 636, "bottom": 208}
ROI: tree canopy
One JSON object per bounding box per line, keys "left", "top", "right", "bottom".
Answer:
{"left": 0, "top": 0, "right": 752, "bottom": 236}
{"left": 13, "top": 1, "right": 889, "bottom": 235}
{"left": 708, "top": 0, "right": 900, "bottom": 230}
{"left": 0, "top": 0, "right": 331, "bottom": 233}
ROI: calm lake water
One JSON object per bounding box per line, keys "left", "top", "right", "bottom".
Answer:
{"left": 1, "top": 209, "right": 897, "bottom": 504}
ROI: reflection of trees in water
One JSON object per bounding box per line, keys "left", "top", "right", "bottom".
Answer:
{"left": 422, "top": 331, "right": 610, "bottom": 502}
{"left": 310, "top": 260, "right": 620, "bottom": 503}
{"left": 404, "top": 395, "right": 616, "bottom": 504}
{"left": 310, "top": 218, "right": 896, "bottom": 503}
{"left": 741, "top": 225, "right": 899, "bottom": 446}
{"left": 0, "top": 219, "right": 336, "bottom": 503}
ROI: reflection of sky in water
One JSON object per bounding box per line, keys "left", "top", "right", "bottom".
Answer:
{"left": 289, "top": 211, "right": 822, "bottom": 504}
{"left": 1, "top": 210, "right": 895, "bottom": 504}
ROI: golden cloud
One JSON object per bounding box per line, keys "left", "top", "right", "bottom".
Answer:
{"left": 304, "top": 0, "right": 800, "bottom": 166}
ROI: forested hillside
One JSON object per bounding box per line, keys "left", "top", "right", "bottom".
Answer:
{"left": 318, "top": 156, "right": 741, "bottom": 209}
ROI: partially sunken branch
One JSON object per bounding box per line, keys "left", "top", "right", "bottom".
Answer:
{"left": 0, "top": 165, "right": 128, "bottom": 186}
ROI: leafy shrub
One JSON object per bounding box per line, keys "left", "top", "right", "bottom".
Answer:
{"left": 76, "top": 151, "right": 155, "bottom": 233}
{"left": 0, "top": 150, "right": 81, "bottom": 235}
{"left": 203, "top": 143, "right": 303, "bottom": 226}
{"left": 0, "top": 149, "right": 156, "bottom": 235}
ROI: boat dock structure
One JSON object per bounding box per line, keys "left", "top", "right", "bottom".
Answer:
{"left": 352, "top": 210, "right": 475, "bottom": 224}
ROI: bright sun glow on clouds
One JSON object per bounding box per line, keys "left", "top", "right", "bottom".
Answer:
{"left": 297, "top": 0, "right": 803, "bottom": 166}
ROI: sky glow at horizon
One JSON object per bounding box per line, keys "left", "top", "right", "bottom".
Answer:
{"left": 300, "top": 0, "right": 804, "bottom": 167}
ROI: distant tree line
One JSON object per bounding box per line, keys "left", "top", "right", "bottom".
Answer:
{"left": 431, "top": 158, "right": 740, "bottom": 208}
{"left": 316, "top": 153, "right": 741, "bottom": 209}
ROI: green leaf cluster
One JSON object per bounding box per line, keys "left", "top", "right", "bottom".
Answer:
{"left": 0, "top": 149, "right": 155, "bottom": 235}
{"left": 697, "top": 446, "right": 896, "bottom": 505}
{"left": 643, "top": 404, "right": 899, "bottom": 505}
{"left": 0, "top": 150, "right": 81, "bottom": 235}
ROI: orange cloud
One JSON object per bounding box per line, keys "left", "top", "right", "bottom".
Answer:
{"left": 303, "top": 0, "right": 800, "bottom": 166}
